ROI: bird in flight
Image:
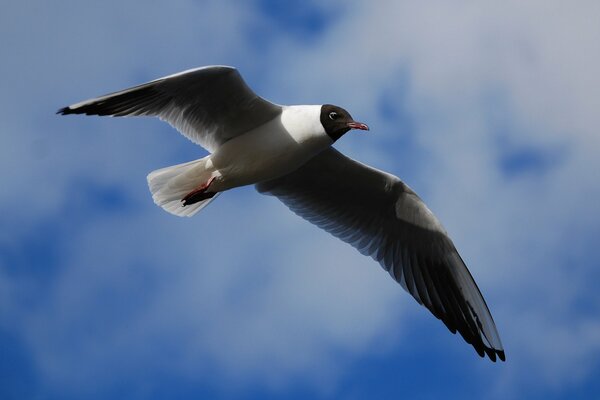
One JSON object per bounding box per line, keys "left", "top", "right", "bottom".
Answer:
{"left": 58, "top": 65, "right": 505, "bottom": 361}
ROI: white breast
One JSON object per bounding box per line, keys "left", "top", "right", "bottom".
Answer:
{"left": 280, "top": 105, "right": 328, "bottom": 144}
{"left": 207, "top": 105, "right": 332, "bottom": 191}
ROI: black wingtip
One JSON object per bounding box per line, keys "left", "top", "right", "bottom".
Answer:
{"left": 497, "top": 350, "right": 506, "bottom": 362}
{"left": 483, "top": 347, "right": 506, "bottom": 362}
{"left": 57, "top": 106, "right": 72, "bottom": 115}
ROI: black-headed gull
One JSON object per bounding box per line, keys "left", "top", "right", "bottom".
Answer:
{"left": 58, "top": 66, "right": 505, "bottom": 361}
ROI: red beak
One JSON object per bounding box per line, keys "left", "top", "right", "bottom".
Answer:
{"left": 347, "top": 121, "right": 369, "bottom": 131}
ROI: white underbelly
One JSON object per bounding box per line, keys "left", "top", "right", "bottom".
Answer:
{"left": 207, "top": 120, "right": 332, "bottom": 192}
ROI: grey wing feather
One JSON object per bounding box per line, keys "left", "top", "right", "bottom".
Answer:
{"left": 57, "top": 66, "right": 282, "bottom": 152}
{"left": 257, "top": 148, "right": 505, "bottom": 361}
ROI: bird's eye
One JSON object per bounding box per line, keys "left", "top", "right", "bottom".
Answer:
{"left": 328, "top": 112, "right": 338, "bottom": 120}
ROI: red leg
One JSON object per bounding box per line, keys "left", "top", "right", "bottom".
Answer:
{"left": 181, "top": 177, "right": 216, "bottom": 206}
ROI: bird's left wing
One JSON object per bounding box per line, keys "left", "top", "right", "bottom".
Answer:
{"left": 256, "top": 148, "right": 505, "bottom": 361}
{"left": 58, "top": 66, "right": 282, "bottom": 152}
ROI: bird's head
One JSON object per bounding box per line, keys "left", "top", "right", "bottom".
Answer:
{"left": 320, "top": 104, "right": 369, "bottom": 142}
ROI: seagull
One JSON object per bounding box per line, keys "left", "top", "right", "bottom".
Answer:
{"left": 58, "top": 65, "right": 505, "bottom": 361}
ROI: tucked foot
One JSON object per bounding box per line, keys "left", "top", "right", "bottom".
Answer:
{"left": 181, "top": 177, "right": 216, "bottom": 207}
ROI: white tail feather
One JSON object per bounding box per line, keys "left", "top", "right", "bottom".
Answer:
{"left": 147, "top": 157, "right": 219, "bottom": 217}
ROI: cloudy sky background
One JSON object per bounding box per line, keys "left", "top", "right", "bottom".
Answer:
{"left": 2, "top": 1, "right": 600, "bottom": 399}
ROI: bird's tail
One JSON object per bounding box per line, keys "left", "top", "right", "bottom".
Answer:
{"left": 147, "top": 156, "right": 220, "bottom": 217}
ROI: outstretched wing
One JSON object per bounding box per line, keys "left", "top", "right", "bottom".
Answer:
{"left": 257, "top": 148, "right": 505, "bottom": 361}
{"left": 58, "top": 66, "right": 282, "bottom": 152}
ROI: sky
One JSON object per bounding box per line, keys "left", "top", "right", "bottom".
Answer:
{"left": 1, "top": 0, "right": 600, "bottom": 399}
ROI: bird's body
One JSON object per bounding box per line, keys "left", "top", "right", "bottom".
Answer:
{"left": 58, "top": 65, "right": 505, "bottom": 361}
{"left": 208, "top": 105, "right": 332, "bottom": 192}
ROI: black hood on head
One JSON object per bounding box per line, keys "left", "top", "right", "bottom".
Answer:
{"left": 320, "top": 104, "right": 354, "bottom": 141}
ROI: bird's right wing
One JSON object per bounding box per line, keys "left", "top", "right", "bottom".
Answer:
{"left": 257, "top": 148, "right": 505, "bottom": 361}
{"left": 58, "top": 66, "right": 282, "bottom": 152}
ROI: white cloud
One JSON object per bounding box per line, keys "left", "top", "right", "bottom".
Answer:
{"left": 20, "top": 192, "right": 402, "bottom": 394}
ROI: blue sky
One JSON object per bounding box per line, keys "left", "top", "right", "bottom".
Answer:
{"left": 2, "top": 1, "right": 600, "bottom": 399}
